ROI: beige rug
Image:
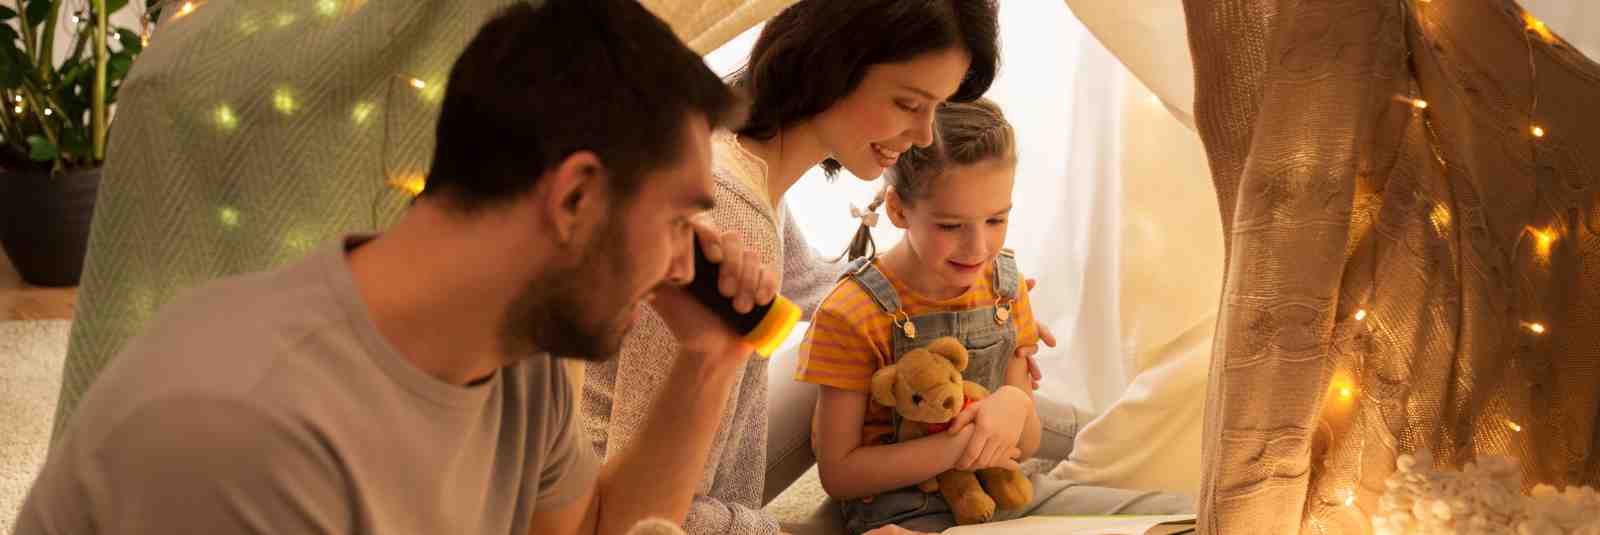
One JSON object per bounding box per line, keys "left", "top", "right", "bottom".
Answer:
{"left": 0, "top": 320, "right": 70, "bottom": 534}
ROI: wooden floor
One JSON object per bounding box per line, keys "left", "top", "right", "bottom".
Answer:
{"left": 0, "top": 249, "right": 77, "bottom": 321}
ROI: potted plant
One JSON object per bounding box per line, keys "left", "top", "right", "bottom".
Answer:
{"left": 1, "top": 0, "right": 149, "bottom": 286}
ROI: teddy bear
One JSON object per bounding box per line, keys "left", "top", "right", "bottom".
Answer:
{"left": 869, "top": 336, "right": 1034, "bottom": 525}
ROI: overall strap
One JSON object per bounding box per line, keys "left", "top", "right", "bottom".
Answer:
{"left": 844, "top": 258, "right": 921, "bottom": 339}
{"left": 842, "top": 258, "right": 904, "bottom": 315}
{"left": 993, "top": 249, "right": 1021, "bottom": 300}
{"left": 991, "top": 250, "right": 1021, "bottom": 325}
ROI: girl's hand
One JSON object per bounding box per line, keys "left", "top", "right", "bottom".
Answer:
{"left": 1020, "top": 278, "right": 1056, "bottom": 390}
{"left": 1014, "top": 344, "right": 1042, "bottom": 391}
{"left": 947, "top": 385, "right": 1033, "bottom": 471}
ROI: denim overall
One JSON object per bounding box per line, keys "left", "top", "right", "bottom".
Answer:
{"left": 839, "top": 251, "right": 1021, "bottom": 535}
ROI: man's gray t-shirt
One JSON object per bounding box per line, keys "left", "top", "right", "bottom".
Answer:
{"left": 14, "top": 236, "right": 598, "bottom": 534}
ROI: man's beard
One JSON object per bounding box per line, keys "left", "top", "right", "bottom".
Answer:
{"left": 501, "top": 219, "right": 643, "bottom": 362}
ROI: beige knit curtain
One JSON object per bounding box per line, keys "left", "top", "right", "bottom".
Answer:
{"left": 1182, "top": 0, "right": 1600, "bottom": 532}
{"left": 51, "top": 0, "right": 795, "bottom": 442}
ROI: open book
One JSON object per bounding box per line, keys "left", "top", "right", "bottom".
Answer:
{"left": 943, "top": 514, "right": 1197, "bottom": 535}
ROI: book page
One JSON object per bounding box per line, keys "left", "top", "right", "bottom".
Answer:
{"left": 943, "top": 514, "right": 1197, "bottom": 535}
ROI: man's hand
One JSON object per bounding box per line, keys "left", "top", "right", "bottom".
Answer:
{"left": 651, "top": 217, "right": 776, "bottom": 361}
{"left": 947, "top": 386, "right": 1033, "bottom": 471}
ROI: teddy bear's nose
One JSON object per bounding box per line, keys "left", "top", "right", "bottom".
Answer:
{"left": 943, "top": 398, "right": 956, "bottom": 411}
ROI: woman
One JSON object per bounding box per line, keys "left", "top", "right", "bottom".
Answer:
{"left": 582, "top": 2, "right": 1029, "bottom": 534}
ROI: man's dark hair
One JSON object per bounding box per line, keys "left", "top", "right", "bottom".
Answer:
{"left": 422, "top": 0, "right": 743, "bottom": 209}
{"left": 731, "top": 0, "right": 1000, "bottom": 176}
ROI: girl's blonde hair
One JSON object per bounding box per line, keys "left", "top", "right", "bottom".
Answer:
{"left": 839, "top": 97, "right": 1017, "bottom": 261}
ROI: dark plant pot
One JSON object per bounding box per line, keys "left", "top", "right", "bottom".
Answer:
{"left": 0, "top": 165, "right": 101, "bottom": 287}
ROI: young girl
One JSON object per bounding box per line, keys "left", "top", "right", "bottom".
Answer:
{"left": 798, "top": 99, "right": 1043, "bottom": 534}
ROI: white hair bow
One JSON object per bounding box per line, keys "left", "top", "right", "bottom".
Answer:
{"left": 850, "top": 203, "right": 879, "bottom": 228}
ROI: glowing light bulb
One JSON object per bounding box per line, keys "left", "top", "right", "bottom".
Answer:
{"left": 1528, "top": 323, "right": 1547, "bottom": 334}
{"left": 1339, "top": 386, "right": 1354, "bottom": 400}
{"left": 72, "top": 14, "right": 81, "bottom": 24}
{"left": 13, "top": 105, "right": 23, "bottom": 115}
{"left": 213, "top": 104, "right": 238, "bottom": 131}
{"left": 1354, "top": 309, "right": 1368, "bottom": 321}
{"left": 1532, "top": 125, "right": 1546, "bottom": 138}
{"left": 218, "top": 207, "right": 241, "bottom": 227}
{"left": 1430, "top": 204, "right": 1452, "bottom": 235}
{"left": 409, "top": 78, "right": 427, "bottom": 90}
{"left": 1523, "top": 12, "right": 1557, "bottom": 43}
{"left": 43, "top": 108, "right": 52, "bottom": 116}
{"left": 1507, "top": 421, "right": 1524, "bottom": 432}
{"left": 1345, "top": 494, "right": 1356, "bottom": 506}
{"left": 180, "top": 2, "right": 196, "bottom": 15}
{"left": 13, "top": 95, "right": 21, "bottom": 103}
{"left": 351, "top": 101, "right": 376, "bottom": 125}
{"left": 272, "top": 87, "right": 298, "bottom": 115}
{"left": 388, "top": 175, "right": 426, "bottom": 197}
{"left": 1412, "top": 99, "right": 1428, "bottom": 109}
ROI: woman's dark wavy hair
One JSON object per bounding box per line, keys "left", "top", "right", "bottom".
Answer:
{"left": 730, "top": 0, "right": 1001, "bottom": 176}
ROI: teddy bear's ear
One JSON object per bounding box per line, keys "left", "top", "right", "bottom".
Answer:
{"left": 870, "top": 365, "right": 899, "bottom": 407}
{"left": 927, "top": 337, "right": 970, "bottom": 371}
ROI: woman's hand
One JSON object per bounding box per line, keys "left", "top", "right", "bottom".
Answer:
{"left": 947, "top": 385, "right": 1034, "bottom": 471}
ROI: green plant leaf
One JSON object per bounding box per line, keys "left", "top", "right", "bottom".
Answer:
{"left": 115, "top": 28, "right": 141, "bottom": 54}
{"left": 25, "top": 0, "right": 52, "bottom": 30}
{"left": 107, "top": 0, "right": 129, "bottom": 14}
{"left": 26, "top": 135, "right": 59, "bottom": 162}
{"left": 0, "top": 5, "right": 17, "bottom": 21}
{"left": 60, "top": 127, "right": 89, "bottom": 159}
{"left": 0, "top": 45, "right": 22, "bottom": 90}
{"left": 0, "top": 18, "right": 18, "bottom": 45}
{"left": 108, "top": 52, "right": 133, "bottom": 80}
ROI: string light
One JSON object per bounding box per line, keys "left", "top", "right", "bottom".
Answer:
{"left": 177, "top": 2, "right": 196, "bottom": 17}
{"left": 1531, "top": 125, "right": 1546, "bottom": 138}
{"left": 351, "top": 101, "right": 376, "bottom": 125}
{"left": 272, "top": 87, "right": 298, "bottom": 115}
{"left": 387, "top": 175, "right": 426, "bottom": 197}
{"left": 1522, "top": 12, "right": 1557, "bottom": 44}
{"left": 1530, "top": 226, "right": 1557, "bottom": 259}
{"left": 1412, "top": 99, "right": 1428, "bottom": 109}
{"left": 1430, "top": 203, "right": 1452, "bottom": 235}
{"left": 1523, "top": 322, "right": 1547, "bottom": 335}
{"left": 1355, "top": 309, "right": 1368, "bottom": 321}
{"left": 316, "top": 0, "right": 340, "bottom": 17}
{"left": 12, "top": 105, "right": 22, "bottom": 115}
{"left": 213, "top": 104, "right": 239, "bottom": 131}
{"left": 1339, "top": 386, "right": 1354, "bottom": 400}
{"left": 43, "top": 108, "right": 52, "bottom": 116}
{"left": 71, "top": 13, "right": 82, "bottom": 24}
{"left": 409, "top": 78, "right": 427, "bottom": 90}
{"left": 12, "top": 95, "right": 21, "bottom": 103}
{"left": 1507, "top": 421, "right": 1524, "bottom": 432}
{"left": 1345, "top": 493, "right": 1357, "bottom": 507}
{"left": 218, "top": 207, "right": 241, "bottom": 227}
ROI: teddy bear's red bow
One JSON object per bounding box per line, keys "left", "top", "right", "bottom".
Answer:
{"left": 923, "top": 399, "right": 978, "bottom": 434}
